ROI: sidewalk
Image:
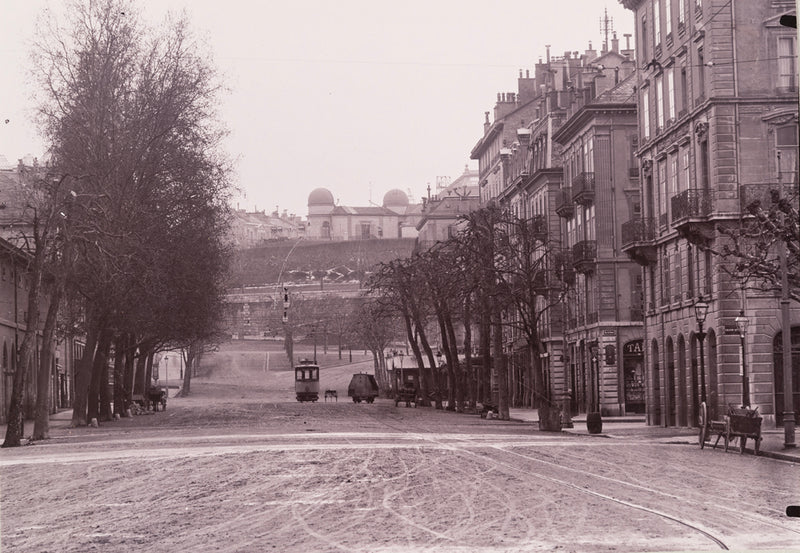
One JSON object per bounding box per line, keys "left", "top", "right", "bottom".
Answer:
{"left": 509, "top": 408, "right": 800, "bottom": 464}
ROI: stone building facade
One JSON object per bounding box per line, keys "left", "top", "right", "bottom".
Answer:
{"left": 620, "top": 0, "right": 799, "bottom": 427}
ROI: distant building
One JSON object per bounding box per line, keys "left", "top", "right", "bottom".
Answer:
{"left": 416, "top": 166, "right": 480, "bottom": 248}
{"left": 306, "top": 188, "right": 424, "bottom": 240}
{"left": 228, "top": 208, "right": 305, "bottom": 249}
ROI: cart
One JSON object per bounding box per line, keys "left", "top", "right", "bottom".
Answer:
{"left": 395, "top": 382, "right": 418, "bottom": 408}
{"left": 698, "top": 402, "right": 762, "bottom": 455}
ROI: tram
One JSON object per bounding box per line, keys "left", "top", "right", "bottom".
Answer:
{"left": 294, "top": 359, "right": 320, "bottom": 402}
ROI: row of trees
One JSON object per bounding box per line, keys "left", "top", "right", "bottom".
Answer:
{"left": 364, "top": 203, "right": 570, "bottom": 420}
{"left": 3, "top": 0, "right": 232, "bottom": 446}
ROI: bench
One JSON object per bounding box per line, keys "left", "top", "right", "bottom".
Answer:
{"left": 324, "top": 389, "right": 338, "bottom": 402}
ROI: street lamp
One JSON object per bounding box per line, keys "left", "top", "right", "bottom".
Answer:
{"left": 589, "top": 341, "right": 599, "bottom": 413}
{"left": 163, "top": 355, "right": 169, "bottom": 399}
{"left": 735, "top": 310, "right": 750, "bottom": 407}
{"left": 694, "top": 296, "right": 709, "bottom": 404}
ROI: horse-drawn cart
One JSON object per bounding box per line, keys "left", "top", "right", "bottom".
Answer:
{"left": 699, "top": 402, "right": 762, "bottom": 455}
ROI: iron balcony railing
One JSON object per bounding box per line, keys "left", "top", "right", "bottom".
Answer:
{"left": 621, "top": 217, "right": 656, "bottom": 250}
{"left": 572, "top": 172, "right": 595, "bottom": 205}
{"left": 555, "top": 187, "right": 574, "bottom": 218}
{"left": 572, "top": 240, "right": 597, "bottom": 274}
{"left": 671, "top": 189, "right": 712, "bottom": 224}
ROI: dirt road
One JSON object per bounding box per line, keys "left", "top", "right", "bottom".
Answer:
{"left": 1, "top": 345, "right": 798, "bottom": 552}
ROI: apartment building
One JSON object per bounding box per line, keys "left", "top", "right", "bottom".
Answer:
{"left": 620, "top": 0, "right": 799, "bottom": 426}
{"left": 472, "top": 36, "right": 644, "bottom": 416}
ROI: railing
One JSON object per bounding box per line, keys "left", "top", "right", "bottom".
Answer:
{"left": 621, "top": 217, "right": 656, "bottom": 249}
{"left": 529, "top": 214, "right": 547, "bottom": 241}
{"left": 555, "top": 187, "right": 574, "bottom": 218}
{"left": 671, "top": 189, "right": 712, "bottom": 224}
{"left": 572, "top": 172, "right": 595, "bottom": 205}
{"left": 572, "top": 240, "right": 597, "bottom": 274}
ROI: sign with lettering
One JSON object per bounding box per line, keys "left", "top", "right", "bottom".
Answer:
{"left": 623, "top": 340, "right": 644, "bottom": 356}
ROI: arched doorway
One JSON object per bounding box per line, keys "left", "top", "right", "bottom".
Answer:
{"left": 321, "top": 221, "right": 331, "bottom": 239}
{"left": 666, "top": 337, "right": 676, "bottom": 427}
{"left": 773, "top": 326, "right": 800, "bottom": 426}
{"left": 651, "top": 339, "right": 662, "bottom": 426}
{"left": 690, "top": 333, "right": 700, "bottom": 426}
{"left": 707, "top": 329, "right": 718, "bottom": 420}
{"left": 677, "top": 334, "right": 687, "bottom": 427}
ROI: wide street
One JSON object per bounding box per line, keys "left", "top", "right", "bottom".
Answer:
{"left": 1, "top": 347, "right": 799, "bottom": 553}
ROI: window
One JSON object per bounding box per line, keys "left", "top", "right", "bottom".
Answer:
{"left": 681, "top": 148, "right": 690, "bottom": 192}
{"left": 678, "top": 0, "right": 685, "bottom": 25}
{"left": 673, "top": 248, "right": 682, "bottom": 302}
{"left": 778, "top": 36, "right": 798, "bottom": 91}
{"left": 697, "top": 48, "right": 706, "bottom": 99}
{"left": 585, "top": 137, "right": 594, "bottom": 172}
{"left": 664, "top": 0, "right": 672, "bottom": 36}
{"left": 641, "top": 15, "right": 647, "bottom": 60}
{"left": 687, "top": 244, "right": 695, "bottom": 298}
{"left": 662, "top": 249, "right": 671, "bottom": 305}
{"left": 655, "top": 75, "right": 665, "bottom": 129}
{"left": 642, "top": 88, "right": 651, "bottom": 138}
{"left": 679, "top": 66, "right": 688, "bottom": 114}
{"left": 669, "top": 154, "right": 678, "bottom": 202}
{"left": 585, "top": 204, "right": 596, "bottom": 241}
{"left": 704, "top": 249, "right": 713, "bottom": 296}
{"left": 654, "top": 0, "right": 661, "bottom": 45}
{"left": 777, "top": 124, "right": 799, "bottom": 185}
{"left": 666, "top": 68, "right": 675, "bottom": 121}
{"left": 641, "top": 15, "right": 649, "bottom": 60}
{"left": 657, "top": 160, "right": 667, "bottom": 226}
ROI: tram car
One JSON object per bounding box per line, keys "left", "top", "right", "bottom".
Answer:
{"left": 294, "top": 359, "right": 319, "bottom": 402}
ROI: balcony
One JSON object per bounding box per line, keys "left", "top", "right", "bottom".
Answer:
{"left": 572, "top": 172, "right": 595, "bottom": 205}
{"left": 554, "top": 249, "right": 575, "bottom": 286}
{"left": 572, "top": 240, "right": 597, "bottom": 274}
{"left": 532, "top": 269, "right": 553, "bottom": 295}
{"left": 555, "top": 187, "right": 574, "bottom": 218}
{"left": 529, "top": 214, "right": 547, "bottom": 242}
{"left": 671, "top": 189, "right": 713, "bottom": 245}
{"left": 620, "top": 217, "right": 657, "bottom": 266}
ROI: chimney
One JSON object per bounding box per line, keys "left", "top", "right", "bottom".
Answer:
{"left": 546, "top": 45, "right": 551, "bottom": 64}
{"left": 611, "top": 31, "right": 619, "bottom": 53}
{"left": 622, "top": 33, "right": 634, "bottom": 60}
{"left": 484, "top": 111, "right": 491, "bottom": 132}
{"left": 585, "top": 41, "right": 597, "bottom": 62}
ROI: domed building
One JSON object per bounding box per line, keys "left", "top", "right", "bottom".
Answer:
{"left": 305, "top": 187, "right": 423, "bottom": 240}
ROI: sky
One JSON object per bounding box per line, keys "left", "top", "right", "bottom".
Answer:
{"left": 0, "top": 0, "right": 634, "bottom": 218}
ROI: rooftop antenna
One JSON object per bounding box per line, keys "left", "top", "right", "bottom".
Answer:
{"left": 600, "top": 8, "right": 614, "bottom": 52}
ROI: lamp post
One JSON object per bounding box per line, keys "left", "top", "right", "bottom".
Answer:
{"left": 735, "top": 310, "right": 750, "bottom": 407}
{"left": 589, "top": 341, "right": 599, "bottom": 413}
{"left": 694, "top": 296, "right": 709, "bottom": 404}
{"left": 163, "top": 355, "right": 169, "bottom": 399}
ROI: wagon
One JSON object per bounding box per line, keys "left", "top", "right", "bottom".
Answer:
{"left": 395, "top": 382, "right": 418, "bottom": 408}
{"left": 698, "top": 402, "right": 763, "bottom": 455}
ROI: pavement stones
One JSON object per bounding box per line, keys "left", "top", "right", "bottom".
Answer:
{"left": 509, "top": 408, "right": 800, "bottom": 464}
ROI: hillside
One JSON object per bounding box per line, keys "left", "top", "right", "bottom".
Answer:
{"left": 228, "top": 238, "right": 417, "bottom": 287}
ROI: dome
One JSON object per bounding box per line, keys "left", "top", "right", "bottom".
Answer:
{"left": 308, "top": 188, "right": 334, "bottom": 206}
{"left": 382, "top": 189, "right": 409, "bottom": 207}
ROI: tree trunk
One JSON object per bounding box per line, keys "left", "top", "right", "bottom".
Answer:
{"left": 493, "top": 309, "right": 509, "bottom": 420}
{"left": 88, "top": 328, "right": 112, "bottom": 422}
{"left": 113, "top": 335, "right": 126, "bottom": 417}
{"left": 33, "top": 285, "right": 62, "bottom": 440}
{"left": 462, "top": 295, "right": 478, "bottom": 411}
{"left": 133, "top": 347, "right": 147, "bottom": 396}
{"left": 71, "top": 324, "right": 99, "bottom": 427}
